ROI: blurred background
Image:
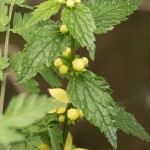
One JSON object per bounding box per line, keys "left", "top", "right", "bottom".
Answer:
{"left": 0, "top": 0, "right": 150, "bottom": 149}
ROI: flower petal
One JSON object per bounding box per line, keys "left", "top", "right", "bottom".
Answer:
{"left": 48, "top": 109, "right": 57, "bottom": 114}
{"left": 64, "top": 132, "right": 72, "bottom": 150}
{"left": 48, "top": 88, "right": 68, "bottom": 103}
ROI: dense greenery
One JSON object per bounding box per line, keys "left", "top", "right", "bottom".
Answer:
{"left": 0, "top": 0, "right": 149, "bottom": 149}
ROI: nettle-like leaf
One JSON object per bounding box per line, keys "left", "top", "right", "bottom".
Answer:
{"left": 25, "top": 136, "right": 43, "bottom": 150}
{"left": 10, "top": 136, "right": 43, "bottom": 150}
{"left": 67, "top": 71, "right": 150, "bottom": 149}
{"left": 39, "top": 67, "right": 62, "bottom": 88}
{"left": 115, "top": 104, "right": 150, "bottom": 142}
{"left": 86, "top": 0, "right": 143, "bottom": 34}
{"left": 12, "top": 12, "right": 36, "bottom": 41}
{"left": 49, "top": 126, "right": 63, "bottom": 150}
{"left": 21, "top": 79, "right": 40, "bottom": 94}
{"left": 0, "top": 0, "right": 10, "bottom": 32}
{"left": 62, "top": 4, "right": 96, "bottom": 60}
{"left": 27, "top": 0, "right": 61, "bottom": 27}
{"left": 0, "top": 94, "right": 63, "bottom": 145}
{"left": 67, "top": 71, "right": 118, "bottom": 148}
{"left": 12, "top": 21, "right": 69, "bottom": 83}
{"left": 89, "top": 71, "right": 113, "bottom": 94}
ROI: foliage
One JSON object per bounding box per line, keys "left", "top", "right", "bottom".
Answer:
{"left": 0, "top": 94, "right": 63, "bottom": 145}
{"left": 0, "top": 50, "right": 9, "bottom": 81}
{"left": 0, "top": 0, "right": 149, "bottom": 150}
{"left": 67, "top": 71, "right": 150, "bottom": 148}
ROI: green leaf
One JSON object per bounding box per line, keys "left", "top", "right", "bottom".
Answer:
{"left": 115, "top": 104, "right": 150, "bottom": 142}
{"left": 0, "top": 94, "right": 63, "bottom": 128}
{"left": 0, "top": 0, "right": 10, "bottom": 32}
{"left": 48, "top": 126, "right": 63, "bottom": 150}
{"left": 26, "top": 0, "right": 61, "bottom": 27}
{"left": 10, "top": 136, "right": 43, "bottom": 150}
{"left": 16, "top": 21, "right": 69, "bottom": 83}
{"left": 62, "top": 4, "right": 96, "bottom": 60}
{"left": 67, "top": 71, "right": 117, "bottom": 149}
{"left": 0, "top": 55, "right": 9, "bottom": 70}
{"left": 39, "top": 67, "right": 62, "bottom": 88}
{"left": 10, "top": 51, "right": 23, "bottom": 79}
{"left": 21, "top": 79, "right": 40, "bottom": 94}
{"left": 0, "top": 128, "right": 24, "bottom": 145}
{"left": 67, "top": 71, "right": 150, "bottom": 149}
{"left": 10, "top": 142, "right": 26, "bottom": 150}
{"left": 86, "top": 0, "right": 143, "bottom": 34}
{"left": 88, "top": 71, "right": 113, "bottom": 94}
{"left": 12, "top": 13, "right": 36, "bottom": 41}
{"left": 5, "top": 0, "right": 32, "bottom": 9}
{"left": 26, "top": 136, "right": 43, "bottom": 150}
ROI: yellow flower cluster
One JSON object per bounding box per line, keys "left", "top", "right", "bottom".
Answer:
{"left": 48, "top": 88, "right": 84, "bottom": 122}
{"left": 57, "top": 0, "right": 81, "bottom": 9}
{"left": 54, "top": 47, "right": 89, "bottom": 75}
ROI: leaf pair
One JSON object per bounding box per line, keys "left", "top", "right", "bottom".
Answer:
{"left": 67, "top": 71, "right": 150, "bottom": 149}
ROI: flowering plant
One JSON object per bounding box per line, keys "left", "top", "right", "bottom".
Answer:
{"left": 0, "top": 0, "right": 150, "bottom": 149}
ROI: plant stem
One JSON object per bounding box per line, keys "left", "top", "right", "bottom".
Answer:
{"left": 62, "top": 37, "right": 75, "bottom": 149}
{"left": 0, "top": 4, "right": 14, "bottom": 116}
{"left": 70, "top": 36, "right": 75, "bottom": 61}
{"left": 63, "top": 120, "right": 70, "bottom": 145}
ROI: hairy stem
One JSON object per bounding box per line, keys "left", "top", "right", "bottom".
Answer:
{"left": 0, "top": 4, "right": 14, "bottom": 115}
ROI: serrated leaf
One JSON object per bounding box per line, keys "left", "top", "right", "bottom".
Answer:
{"left": 26, "top": 136, "right": 43, "bottom": 150}
{"left": 67, "top": 71, "right": 150, "bottom": 149}
{"left": 0, "top": 0, "right": 10, "bottom": 32}
{"left": 86, "top": 0, "right": 143, "bottom": 34}
{"left": 27, "top": 0, "right": 61, "bottom": 27}
{"left": 115, "top": 104, "right": 150, "bottom": 142}
{"left": 62, "top": 4, "right": 96, "bottom": 60}
{"left": 21, "top": 79, "right": 40, "bottom": 94}
{"left": 39, "top": 67, "right": 62, "bottom": 88}
{"left": 12, "top": 13, "right": 35, "bottom": 41}
{"left": 0, "top": 94, "right": 63, "bottom": 128}
{"left": 88, "top": 71, "right": 113, "bottom": 94}
{"left": 49, "top": 126, "right": 63, "bottom": 150}
{"left": 10, "top": 136, "right": 43, "bottom": 150}
{"left": 16, "top": 21, "right": 69, "bottom": 83}
{"left": 67, "top": 71, "right": 118, "bottom": 149}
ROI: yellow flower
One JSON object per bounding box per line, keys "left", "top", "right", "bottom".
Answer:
{"left": 48, "top": 88, "right": 68, "bottom": 114}
{"left": 39, "top": 143, "right": 51, "bottom": 150}
{"left": 64, "top": 132, "right": 88, "bottom": 150}
{"left": 64, "top": 132, "right": 72, "bottom": 150}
